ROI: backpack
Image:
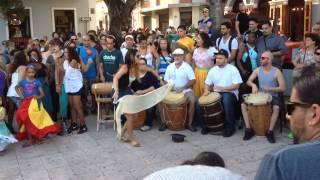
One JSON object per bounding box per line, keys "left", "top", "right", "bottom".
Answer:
{"left": 217, "top": 36, "right": 236, "bottom": 53}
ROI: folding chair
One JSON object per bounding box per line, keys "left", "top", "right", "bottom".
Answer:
{"left": 91, "top": 83, "right": 115, "bottom": 131}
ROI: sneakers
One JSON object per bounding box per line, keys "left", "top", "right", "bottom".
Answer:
{"left": 140, "top": 125, "right": 151, "bottom": 132}
{"left": 67, "top": 123, "right": 79, "bottom": 134}
{"left": 243, "top": 128, "right": 255, "bottom": 141}
{"left": 78, "top": 124, "right": 88, "bottom": 134}
{"left": 266, "top": 130, "right": 276, "bottom": 143}
{"left": 158, "top": 123, "right": 167, "bottom": 131}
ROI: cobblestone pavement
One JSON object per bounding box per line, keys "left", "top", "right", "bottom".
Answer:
{"left": 0, "top": 115, "right": 291, "bottom": 180}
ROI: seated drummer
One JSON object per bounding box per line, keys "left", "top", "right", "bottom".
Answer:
{"left": 131, "top": 56, "right": 160, "bottom": 131}
{"left": 203, "top": 49, "right": 243, "bottom": 137}
{"left": 162, "top": 48, "right": 197, "bottom": 132}
{"left": 241, "top": 50, "right": 286, "bottom": 143}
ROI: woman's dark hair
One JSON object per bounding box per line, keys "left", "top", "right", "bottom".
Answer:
{"left": 293, "top": 65, "right": 320, "bottom": 104}
{"left": 305, "top": 33, "right": 319, "bottom": 46}
{"left": 199, "top": 32, "right": 212, "bottom": 49}
{"left": 10, "top": 51, "right": 28, "bottom": 73}
{"left": 27, "top": 48, "right": 43, "bottom": 63}
{"left": 134, "top": 32, "right": 143, "bottom": 43}
{"left": 67, "top": 47, "right": 81, "bottom": 63}
{"left": 157, "top": 38, "right": 171, "bottom": 55}
{"left": 125, "top": 49, "right": 138, "bottom": 70}
{"left": 138, "top": 34, "right": 147, "bottom": 43}
{"left": 182, "top": 151, "right": 225, "bottom": 168}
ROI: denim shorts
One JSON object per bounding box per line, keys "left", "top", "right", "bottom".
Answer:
{"left": 8, "top": 96, "right": 21, "bottom": 108}
{"left": 67, "top": 87, "right": 84, "bottom": 96}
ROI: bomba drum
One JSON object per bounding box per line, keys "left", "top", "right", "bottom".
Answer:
{"left": 244, "top": 93, "right": 272, "bottom": 136}
{"left": 161, "top": 92, "right": 188, "bottom": 131}
{"left": 199, "top": 92, "right": 224, "bottom": 134}
{"left": 91, "top": 83, "right": 113, "bottom": 96}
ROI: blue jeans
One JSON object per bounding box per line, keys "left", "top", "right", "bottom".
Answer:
{"left": 220, "top": 92, "right": 237, "bottom": 132}
{"left": 144, "top": 106, "right": 156, "bottom": 127}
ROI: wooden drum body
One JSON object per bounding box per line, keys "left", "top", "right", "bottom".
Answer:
{"left": 91, "top": 83, "right": 113, "bottom": 96}
{"left": 199, "top": 93, "right": 224, "bottom": 134}
{"left": 161, "top": 92, "right": 188, "bottom": 131}
{"left": 131, "top": 111, "right": 146, "bottom": 129}
{"left": 245, "top": 93, "right": 272, "bottom": 136}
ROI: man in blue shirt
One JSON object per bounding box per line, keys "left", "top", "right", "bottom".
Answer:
{"left": 78, "top": 35, "right": 99, "bottom": 114}
{"left": 256, "top": 20, "right": 287, "bottom": 69}
{"left": 255, "top": 65, "right": 320, "bottom": 180}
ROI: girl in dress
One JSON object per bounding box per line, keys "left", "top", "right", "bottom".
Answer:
{"left": 15, "top": 65, "right": 60, "bottom": 147}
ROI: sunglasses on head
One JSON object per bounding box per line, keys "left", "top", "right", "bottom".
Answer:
{"left": 286, "top": 101, "right": 311, "bottom": 116}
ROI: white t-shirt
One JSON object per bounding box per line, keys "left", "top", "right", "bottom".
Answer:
{"left": 120, "top": 48, "right": 128, "bottom": 62}
{"left": 164, "top": 62, "right": 195, "bottom": 93}
{"left": 205, "top": 64, "right": 243, "bottom": 97}
{"left": 216, "top": 36, "right": 239, "bottom": 57}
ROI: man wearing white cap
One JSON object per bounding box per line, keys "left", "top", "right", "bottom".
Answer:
{"left": 163, "top": 48, "right": 197, "bottom": 132}
{"left": 120, "top": 34, "right": 135, "bottom": 62}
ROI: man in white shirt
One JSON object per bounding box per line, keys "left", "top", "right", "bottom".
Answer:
{"left": 163, "top": 48, "right": 197, "bottom": 132}
{"left": 203, "top": 49, "right": 243, "bottom": 137}
{"left": 120, "top": 35, "right": 135, "bottom": 62}
{"left": 216, "top": 22, "right": 239, "bottom": 64}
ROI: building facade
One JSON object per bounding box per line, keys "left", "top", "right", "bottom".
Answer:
{"left": 0, "top": 0, "right": 98, "bottom": 42}
{"left": 132, "top": 0, "right": 209, "bottom": 33}
{"left": 268, "top": 0, "right": 320, "bottom": 41}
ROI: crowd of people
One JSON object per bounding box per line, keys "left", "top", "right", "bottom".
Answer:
{"left": 0, "top": 1, "right": 319, "bottom": 179}
{"left": 0, "top": 2, "right": 319, "bottom": 147}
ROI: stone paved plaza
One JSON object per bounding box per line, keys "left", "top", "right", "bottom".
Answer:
{"left": 0, "top": 115, "right": 291, "bottom": 180}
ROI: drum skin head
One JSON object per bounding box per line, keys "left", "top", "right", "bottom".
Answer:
{"left": 163, "top": 92, "right": 186, "bottom": 105}
{"left": 245, "top": 93, "right": 272, "bottom": 106}
{"left": 199, "top": 92, "right": 221, "bottom": 105}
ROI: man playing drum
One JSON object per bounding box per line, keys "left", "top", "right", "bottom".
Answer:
{"left": 162, "top": 48, "right": 197, "bottom": 132}
{"left": 203, "top": 49, "right": 243, "bottom": 137}
{"left": 242, "top": 50, "right": 286, "bottom": 143}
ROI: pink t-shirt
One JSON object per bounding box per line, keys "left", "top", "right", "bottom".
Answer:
{"left": 193, "top": 48, "right": 214, "bottom": 69}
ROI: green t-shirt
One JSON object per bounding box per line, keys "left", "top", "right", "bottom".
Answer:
{"left": 99, "top": 49, "right": 123, "bottom": 82}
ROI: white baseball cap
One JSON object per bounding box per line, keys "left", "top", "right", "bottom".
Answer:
{"left": 125, "top": 35, "right": 134, "bottom": 40}
{"left": 172, "top": 48, "right": 184, "bottom": 55}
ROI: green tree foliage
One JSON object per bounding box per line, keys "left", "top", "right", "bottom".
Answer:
{"left": 103, "top": 0, "right": 142, "bottom": 42}
{"left": 0, "top": 0, "right": 25, "bottom": 20}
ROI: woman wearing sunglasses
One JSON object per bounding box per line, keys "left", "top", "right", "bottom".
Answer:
{"left": 256, "top": 65, "right": 320, "bottom": 180}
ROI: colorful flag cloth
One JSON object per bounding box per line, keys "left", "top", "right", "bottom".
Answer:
{"left": 15, "top": 97, "right": 60, "bottom": 141}
{"left": 0, "top": 121, "right": 17, "bottom": 151}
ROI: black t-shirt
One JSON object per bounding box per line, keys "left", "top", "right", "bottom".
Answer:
{"left": 236, "top": 12, "right": 249, "bottom": 35}
{"left": 131, "top": 72, "right": 159, "bottom": 92}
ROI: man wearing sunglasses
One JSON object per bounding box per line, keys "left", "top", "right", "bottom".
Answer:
{"left": 315, "top": 46, "right": 320, "bottom": 66}
{"left": 241, "top": 50, "right": 286, "bottom": 143}
{"left": 255, "top": 65, "right": 320, "bottom": 180}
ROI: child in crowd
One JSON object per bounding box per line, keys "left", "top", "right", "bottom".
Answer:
{"left": 15, "top": 65, "right": 59, "bottom": 147}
